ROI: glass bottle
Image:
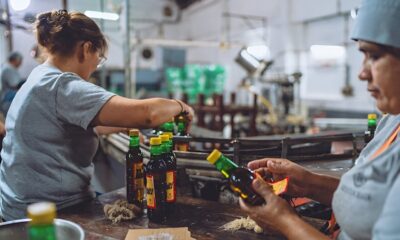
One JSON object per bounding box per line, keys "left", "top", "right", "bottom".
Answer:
{"left": 27, "top": 202, "right": 57, "bottom": 240}
{"left": 126, "top": 129, "right": 145, "bottom": 210}
{"left": 145, "top": 137, "right": 167, "bottom": 223}
{"left": 207, "top": 149, "right": 264, "bottom": 205}
{"left": 161, "top": 134, "right": 177, "bottom": 216}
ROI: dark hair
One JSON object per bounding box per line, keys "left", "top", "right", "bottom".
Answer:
{"left": 35, "top": 10, "right": 107, "bottom": 57}
{"left": 8, "top": 51, "right": 22, "bottom": 62}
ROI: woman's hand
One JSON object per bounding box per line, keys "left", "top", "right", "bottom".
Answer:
{"left": 240, "top": 178, "right": 331, "bottom": 240}
{"left": 180, "top": 101, "right": 194, "bottom": 122}
{"left": 240, "top": 178, "right": 297, "bottom": 231}
{"left": 175, "top": 100, "right": 195, "bottom": 133}
{"left": 248, "top": 158, "right": 312, "bottom": 198}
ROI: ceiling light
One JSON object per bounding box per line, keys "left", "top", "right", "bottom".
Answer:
{"left": 84, "top": 11, "right": 119, "bottom": 21}
{"left": 10, "top": 0, "right": 31, "bottom": 11}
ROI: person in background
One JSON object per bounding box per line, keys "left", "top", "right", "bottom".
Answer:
{"left": 0, "top": 51, "right": 23, "bottom": 117}
{"left": 0, "top": 10, "right": 194, "bottom": 221}
{"left": 240, "top": 0, "right": 400, "bottom": 239}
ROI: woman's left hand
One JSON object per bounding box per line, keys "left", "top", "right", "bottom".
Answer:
{"left": 239, "top": 178, "right": 297, "bottom": 231}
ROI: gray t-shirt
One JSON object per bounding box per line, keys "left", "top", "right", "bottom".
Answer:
{"left": 0, "top": 63, "right": 115, "bottom": 220}
{"left": 332, "top": 114, "right": 400, "bottom": 240}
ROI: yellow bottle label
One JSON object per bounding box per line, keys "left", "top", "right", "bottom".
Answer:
{"left": 146, "top": 175, "right": 156, "bottom": 209}
{"left": 176, "top": 143, "right": 188, "bottom": 151}
{"left": 166, "top": 171, "right": 176, "bottom": 202}
{"left": 133, "top": 163, "right": 144, "bottom": 178}
{"left": 133, "top": 163, "right": 144, "bottom": 202}
{"left": 270, "top": 177, "right": 289, "bottom": 195}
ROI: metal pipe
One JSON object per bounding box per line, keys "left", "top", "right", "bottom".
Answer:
{"left": 123, "top": 0, "right": 133, "bottom": 97}
{"left": 4, "top": 0, "right": 12, "bottom": 51}
{"left": 99, "top": 0, "right": 107, "bottom": 89}
{"left": 62, "top": 0, "right": 68, "bottom": 10}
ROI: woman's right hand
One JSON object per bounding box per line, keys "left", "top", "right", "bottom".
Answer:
{"left": 176, "top": 100, "right": 194, "bottom": 132}
{"left": 248, "top": 158, "right": 313, "bottom": 198}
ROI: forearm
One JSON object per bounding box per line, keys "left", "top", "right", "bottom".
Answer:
{"left": 94, "top": 96, "right": 183, "bottom": 129}
{"left": 139, "top": 98, "right": 183, "bottom": 127}
{"left": 306, "top": 172, "right": 340, "bottom": 205}
{"left": 278, "top": 214, "right": 330, "bottom": 240}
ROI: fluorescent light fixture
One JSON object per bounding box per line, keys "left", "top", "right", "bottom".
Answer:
{"left": 10, "top": 0, "right": 31, "bottom": 11}
{"left": 310, "top": 45, "right": 346, "bottom": 61}
{"left": 84, "top": 11, "right": 119, "bottom": 21}
{"left": 246, "top": 44, "right": 270, "bottom": 61}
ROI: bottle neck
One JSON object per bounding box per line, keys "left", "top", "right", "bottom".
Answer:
{"left": 214, "top": 155, "right": 238, "bottom": 178}
{"left": 161, "top": 142, "right": 169, "bottom": 154}
{"left": 161, "top": 122, "right": 174, "bottom": 133}
{"left": 129, "top": 136, "right": 140, "bottom": 148}
{"left": 368, "top": 119, "right": 377, "bottom": 129}
{"left": 168, "top": 140, "right": 173, "bottom": 152}
{"left": 150, "top": 144, "right": 162, "bottom": 156}
{"left": 178, "top": 122, "right": 186, "bottom": 135}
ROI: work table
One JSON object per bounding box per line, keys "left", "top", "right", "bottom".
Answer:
{"left": 58, "top": 188, "right": 323, "bottom": 240}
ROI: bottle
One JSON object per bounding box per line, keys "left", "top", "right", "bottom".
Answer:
{"left": 206, "top": 149, "right": 265, "bottom": 205}
{"left": 145, "top": 137, "right": 167, "bottom": 223}
{"left": 175, "top": 116, "right": 189, "bottom": 151}
{"left": 27, "top": 202, "right": 57, "bottom": 240}
{"left": 161, "top": 134, "right": 177, "bottom": 216}
{"left": 126, "top": 129, "right": 145, "bottom": 210}
{"left": 365, "top": 113, "right": 377, "bottom": 143}
{"left": 158, "top": 119, "right": 175, "bottom": 136}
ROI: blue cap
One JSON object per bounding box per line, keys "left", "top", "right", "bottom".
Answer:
{"left": 351, "top": 0, "right": 400, "bottom": 48}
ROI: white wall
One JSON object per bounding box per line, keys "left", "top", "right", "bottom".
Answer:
{"left": 4, "top": 0, "right": 373, "bottom": 113}
{"left": 161, "top": 0, "right": 372, "bottom": 113}
{"left": 288, "top": 0, "right": 373, "bottom": 112}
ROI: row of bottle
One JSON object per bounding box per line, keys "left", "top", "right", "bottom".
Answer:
{"left": 205, "top": 113, "right": 379, "bottom": 206}
{"left": 153, "top": 116, "right": 189, "bottom": 152}
{"left": 126, "top": 130, "right": 177, "bottom": 223}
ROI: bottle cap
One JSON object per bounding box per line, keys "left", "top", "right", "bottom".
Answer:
{"left": 207, "top": 149, "right": 222, "bottom": 164}
{"left": 27, "top": 202, "right": 56, "bottom": 225}
{"left": 164, "top": 132, "right": 173, "bottom": 138}
{"left": 129, "top": 129, "right": 139, "bottom": 137}
{"left": 160, "top": 134, "right": 169, "bottom": 142}
{"left": 368, "top": 113, "right": 377, "bottom": 120}
{"left": 150, "top": 137, "right": 161, "bottom": 146}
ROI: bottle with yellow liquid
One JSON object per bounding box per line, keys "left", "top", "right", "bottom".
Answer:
{"left": 126, "top": 129, "right": 144, "bottom": 210}
{"left": 175, "top": 115, "right": 189, "bottom": 151}
{"left": 207, "top": 149, "right": 288, "bottom": 206}
{"left": 160, "top": 133, "right": 177, "bottom": 216}
{"left": 365, "top": 113, "right": 377, "bottom": 143}
{"left": 207, "top": 149, "right": 264, "bottom": 205}
{"left": 145, "top": 137, "right": 167, "bottom": 223}
{"left": 158, "top": 119, "right": 175, "bottom": 136}
{"left": 27, "top": 202, "right": 57, "bottom": 240}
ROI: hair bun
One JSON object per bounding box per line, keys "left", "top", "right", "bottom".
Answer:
{"left": 37, "top": 12, "right": 52, "bottom": 32}
{"left": 35, "top": 10, "right": 107, "bottom": 58}
{"left": 53, "top": 10, "right": 70, "bottom": 28}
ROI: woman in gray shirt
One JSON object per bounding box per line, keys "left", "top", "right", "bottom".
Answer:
{"left": 0, "top": 10, "right": 194, "bottom": 220}
{"left": 240, "top": 0, "right": 400, "bottom": 239}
